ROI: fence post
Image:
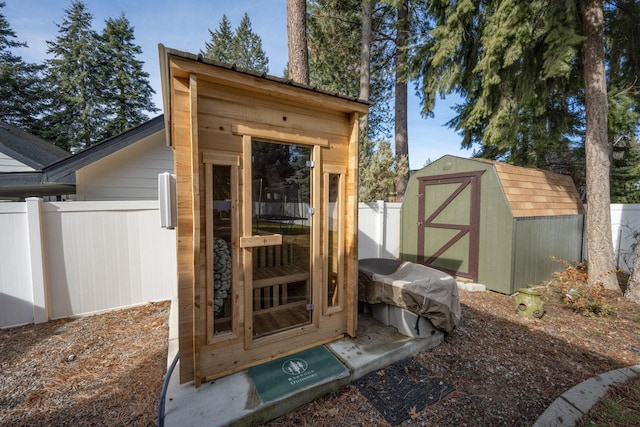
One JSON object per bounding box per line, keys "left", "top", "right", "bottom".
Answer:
{"left": 377, "top": 200, "right": 385, "bottom": 258}
{"left": 26, "top": 197, "right": 48, "bottom": 324}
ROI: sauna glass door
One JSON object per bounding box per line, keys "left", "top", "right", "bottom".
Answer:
{"left": 250, "top": 140, "right": 312, "bottom": 337}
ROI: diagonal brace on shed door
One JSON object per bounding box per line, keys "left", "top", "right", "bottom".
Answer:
{"left": 421, "top": 180, "right": 472, "bottom": 265}
{"left": 417, "top": 170, "right": 483, "bottom": 280}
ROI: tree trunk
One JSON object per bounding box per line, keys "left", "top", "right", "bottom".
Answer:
{"left": 286, "top": 0, "right": 309, "bottom": 85}
{"left": 359, "top": 0, "right": 372, "bottom": 134}
{"left": 394, "top": 0, "right": 409, "bottom": 201}
{"left": 625, "top": 242, "right": 640, "bottom": 302}
{"left": 583, "top": 0, "right": 619, "bottom": 290}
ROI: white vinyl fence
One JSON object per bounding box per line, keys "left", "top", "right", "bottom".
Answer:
{"left": 358, "top": 201, "right": 402, "bottom": 259}
{"left": 1, "top": 199, "right": 176, "bottom": 328}
{"left": 611, "top": 204, "right": 640, "bottom": 273}
{"left": 1, "top": 200, "right": 638, "bottom": 328}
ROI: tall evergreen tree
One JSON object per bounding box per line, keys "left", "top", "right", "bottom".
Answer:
{"left": 201, "top": 13, "right": 269, "bottom": 73}
{"left": 308, "top": 0, "right": 423, "bottom": 200}
{"left": 606, "top": 0, "right": 640, "bottom": 202}
{"left": 0, "top": 2, "right": 46, "bottom": 130}
{"left": 394, "top": 0, "right": 409, "bottom": 199}
{"left": 308, "top": 0, "right": 404, "bottom": 201}
{"left": 308, "top": 0, "right": 396, "bottom": 140}
{"left": 287, "top": 0, "right": 309, "bottom": 84}
{"left": 412, "top": 0, "right": 586, "bottom": 169}
{"left": 411, "top": 0, "right": 638, "bottom": 192}
{"left": 411, "top": 0, "right": 640, "bottom": 290}
{"left": 42, "top": 0, "right": 102, "bottom": 151}
{"left": 611, "top": 138, "right": 640, "bottom": 203}
{"left": 98, "top": 14, "right": 158, "bottom": 138}
{"left": 232, "top": 13, "right": 269, "bottom": 73}
{"left": 201, "top": 15, "right": 237, "bottom": 64}
{"left": 583, "top": 0, "right": 618, "bottom": 290}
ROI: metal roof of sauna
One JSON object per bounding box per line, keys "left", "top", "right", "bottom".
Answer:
{"left": 158, "top": 44, "right": 371, "bottom": 147}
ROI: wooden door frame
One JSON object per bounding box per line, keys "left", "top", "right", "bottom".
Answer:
{"left": 417, "top": 171, "right": 484, "bottom": 281}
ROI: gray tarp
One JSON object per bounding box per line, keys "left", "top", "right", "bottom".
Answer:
{"left": 358, "top": 259, "right": 461, "bottom": 333}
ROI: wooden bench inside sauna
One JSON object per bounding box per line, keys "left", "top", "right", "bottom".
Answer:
{"left": 252, "top": 237, "right": 309, "bottom": 313}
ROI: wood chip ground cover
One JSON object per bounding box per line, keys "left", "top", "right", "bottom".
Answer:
{"left": 267, "top": 288, "right": 640, "bottom": 426}
{"left": 0, "top": 301, "right": 170, "bottom": 426}
{"left": 1, "top": 289, "right": 638, "bottom": 426}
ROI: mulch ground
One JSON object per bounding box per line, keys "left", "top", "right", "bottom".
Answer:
{"left": 266, "top": 287, "right": 640, "bottom": 426}
{"left": 1, "top": 288, "right": 639, "bottom": 426}
{"left": 0, "top": 301, "right": 170, "bottom": 426}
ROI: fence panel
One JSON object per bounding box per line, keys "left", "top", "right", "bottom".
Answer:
{"left": 611, "top": 204, "right": 640, "bottom": 273}
{"left": 42, "top": 201, "right": 176, "bottom": 320}
{"left": 358, "top": 201, "right": 402, "bottom": 259}
{"left": 0, "top": 203, "right": 33, "bottom": 327}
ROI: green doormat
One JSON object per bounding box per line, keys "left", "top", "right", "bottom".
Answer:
{"left": 354, "top": 357, "right": 454, "bottom": 425}
{"left": 249, "top": 345, "right": 347, "bottom": 402}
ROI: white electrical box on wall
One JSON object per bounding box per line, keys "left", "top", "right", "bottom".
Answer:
{"left": 158, "top": 172, "right": 177, "bottom": 229}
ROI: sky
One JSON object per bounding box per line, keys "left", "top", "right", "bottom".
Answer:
{"left": 4, "top": 0, "right": 472, "bottom": 168}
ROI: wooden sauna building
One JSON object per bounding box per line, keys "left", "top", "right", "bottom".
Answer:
{"left": 159, "top": 46, "right": 369, "bottom": 385}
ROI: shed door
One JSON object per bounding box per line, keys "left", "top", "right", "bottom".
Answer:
{"left": 417, "top": 171, "right": 483, "bottom": 281}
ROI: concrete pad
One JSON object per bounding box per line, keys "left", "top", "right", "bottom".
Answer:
{"left": 161, "top": 300, "right": 445, "bottom": 426}
{"left": 163, "top": 357, "right": 351, "bottom": 427}
{"left": 457, "top": 282, "right": 486, "bottom": 292}
{"left": 327, "top": 314, "right": 444, "bottom": 381}
{"left": 532, "top": 395, "right": 585, "bottom": 427}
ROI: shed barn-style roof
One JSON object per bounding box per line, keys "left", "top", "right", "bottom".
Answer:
{"left": 476, "top": 159, "right": 585, "bottom": 217}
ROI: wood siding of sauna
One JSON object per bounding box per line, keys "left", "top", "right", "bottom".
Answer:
{"left": 167, "top": 56, "right": 367, "bottom": 383}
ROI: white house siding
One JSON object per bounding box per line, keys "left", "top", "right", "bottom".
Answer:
{"left": 42, "top": 201, "right": 176, "bottom": 320}
{"left": 75, "top": 131, "right": 174, "bottom": 201}
{"left": 0, "top": 203, "right": 33, "bottom": 326}
{"left": 0, "top": 151, "right": 33, "bottom": 172}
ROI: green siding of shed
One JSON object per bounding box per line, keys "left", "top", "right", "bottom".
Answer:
{"left": 511, "top": 215, "right": 584, "bottom": 291}
{"left": 476, "top": 184, "right": 514, "bottom": 294}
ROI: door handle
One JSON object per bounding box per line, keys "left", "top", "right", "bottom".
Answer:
{"left": 239, "top": 234, "right": 283, "bottom": 248}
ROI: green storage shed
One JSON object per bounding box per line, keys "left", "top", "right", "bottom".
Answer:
{"left": 400, "top": 155, "right": 585, "bottom": 294}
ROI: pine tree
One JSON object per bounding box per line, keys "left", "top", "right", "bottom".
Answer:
{"left": 201, "top": 15, "right": 235, "bottom": 64}
{"left": 307, "top": 0, "right": 406, "bottom": 201}
{"left": 42, "top": 0, "right": 102, "bottom": 151}
{"left": 394, "top": 0, "right": 409, "bottom": 200}
{"left": 201, "top": 14, "right": 268, "bottom": 73}
{"left": 359, "top": 140, "right": 408, "bottom": 202}
{"left": 583, "top": 0, "right": 618, "bottom": 290}
{"left": 98, "top": 14, "right": 158, "bottom": 138}
{"left": 611, "top": 139, "right": 640, "bottom": 203}
{"left": 413, "top": 0, "right": 586, "bottom": 168}
{"left": 287, "top": 0, "right": 309, "bottom": 84}
{"left": 0, "top": 2, "right": 46, "bottom": 130}
{"left": 606, "top": 1, "right": 640, "bottom": 203}
{"left": 232, "top": 13, "right": 268, "bottom": 73}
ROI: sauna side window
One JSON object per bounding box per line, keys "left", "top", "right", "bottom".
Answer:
{"left": 324, "top": 166, "right": 345, "bottom": 314}
{"left": 204, "top": 152, "right": 239, "bottom": 343}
